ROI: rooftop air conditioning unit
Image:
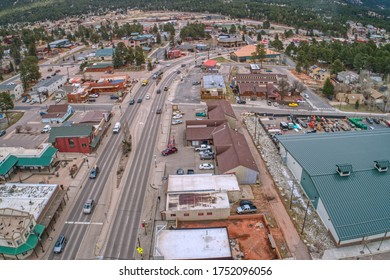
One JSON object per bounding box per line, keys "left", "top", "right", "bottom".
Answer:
{"left": 336, "top": 164, "right": 352, "bottom": 177}
{"left": 374, "top": 160, "right": 389, "bottom": 173}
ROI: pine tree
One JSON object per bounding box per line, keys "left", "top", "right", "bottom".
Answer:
{"left": 323, "top": 78, "right": 335, "bottom": 98}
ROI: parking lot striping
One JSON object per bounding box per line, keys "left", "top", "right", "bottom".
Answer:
{"left": 65, "top": 221, "right": 103, "bottom": 225}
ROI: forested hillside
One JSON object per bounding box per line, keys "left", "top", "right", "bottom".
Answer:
{"left": 0, "top": 0, "right": 389, "bottom": 36}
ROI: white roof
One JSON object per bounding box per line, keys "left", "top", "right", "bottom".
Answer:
{"left": 167, "top": 174, "right": 240, "bottom": 193}
{"left": 0, "top": 143, "right": 51, "bottom": 161}
{"left": 0, "top": 183, "right": 59, "bottom": 220}
{"left": 155, "top": 227, "right": 231, "bottom": 259}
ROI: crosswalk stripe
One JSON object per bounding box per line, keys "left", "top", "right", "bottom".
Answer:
{"left": 65, "top": 221, "right": 103, "bottom": 225}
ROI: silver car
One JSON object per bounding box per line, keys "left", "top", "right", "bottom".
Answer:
{"left": 83, "top": 199, "right": 94, "bottom": 214}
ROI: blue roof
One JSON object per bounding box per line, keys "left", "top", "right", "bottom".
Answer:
{"left": 95, "top": 48, "right": 114, "bottom": 57}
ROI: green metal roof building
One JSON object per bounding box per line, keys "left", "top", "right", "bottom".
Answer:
{"left": 0, "top": 145, "right": 58, "bottom": 180}
{"left": 277, "top": 130, "right": 390, "bottom": 246}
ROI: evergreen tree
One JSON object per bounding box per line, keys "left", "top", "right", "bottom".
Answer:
{"left": 134, "top": 46, "right": 145, "bottom": 66}
{"left": 355, "top": 100, "right": 360, "bottom": 110}
{"left": 229, "top": 24, "right": 236, "bottom": 34}
{"left": 20, "top": 56, "right": 41, "bottom": 90}
{"left": 330, "top": 59, "right": 345, "bottom": 74}
{"left": 156, "top": 32, "right": 161, "bottom": 44}
{"left": 322, "top": 78, "right": 335, "bottom": 98}
{"left": 0, "top": 91, "right": 14, "bottom": 126}
{"left": 257, "top": 33, "right": 262, "bottom": 42}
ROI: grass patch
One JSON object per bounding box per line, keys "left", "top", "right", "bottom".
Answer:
{"left": 0, "top": 112, "right": 24, "bottom": 130}
{"left": 214, "top": 57, "right": 229, "bottom": 63}
{"left": 336, "top": 103, "right": 384, "bottom": 113}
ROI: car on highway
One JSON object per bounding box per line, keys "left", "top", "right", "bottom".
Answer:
{"left": 156, "top": 108, "right": 162, "bottom": 114}
{"left": 161, "top": 147, "right": 178, "bottom": 156}
{"left": 137, "top": 98, "right": 142, "bottom": 103}
{"left": 53, "top": 235, "right": 66, "bottom": 254}
{"left": 303, "top": 93, "right": 309, "bottom": 99}
{"left": 156, "top": 89, "right": 161, "bottom": 94}
{"left": 146, "top": 94, "right": 150, "bottom": 100}
{"left": 83, "top": 199, "right": 94, "bottom": 214}
{"left": 0, "top": 130, "right": 6, "bottom": 137}
{"left": 129, "top": 98, "right": 135, "bottom": 105}
{"left": 89, "top": 166, "right": 99, "bottom": 179}
{"left": 171, "top": 120, "right": 183, "bottom": 125}
{"left": 164, "top": 86, "right": 169, "bottom": 91}
{"left": 199, "top": 163, "right": 214, "bottom": 170}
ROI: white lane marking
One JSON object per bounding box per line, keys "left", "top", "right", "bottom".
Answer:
{"left": 65, "top": 221, "right": 103, "bottom": 225}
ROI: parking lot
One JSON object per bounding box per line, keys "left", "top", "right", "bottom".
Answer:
{"left": 259, "top": 113, "right": 390, "bottom": 137}
{"left": 157, "top": 104, "right": 217, "bottom": 177}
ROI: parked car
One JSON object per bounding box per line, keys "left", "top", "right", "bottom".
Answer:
{"left": 199, "top": 150, "right": 214, "bottom": 157}
{"left": 373, "top": 118, "right": 380, "bottom": 124}
{"left": 22, "top": 96, "right": 28, "bottom": 103}
{"left": 199, "top": 163, "right": 214, "bottom": 170}
{"left": 195, "top": 112, "right": 206, "bottom": 117}
{"left": 53, "top": 235, "right": 66, "bottom": 254}
{"left": 172, "top": 114, "right": 183, "bottom": 119}
{"left": 0, "top": 130, "right": 6, "bottom": 137}
{"left": 161, "top": 147, "right": 178, "bottom": 156}
{"left": 171, "top": 120, "right": 183, "bottom": 125}
{"left": 237, "top": 99, "right": 246, "bottom": 104}
{"left": 88, "top": 98, "right": 96, "bottom": 102}
{"left": 89, "top": 93, "right": 99, "bottom": 98}
{"left": 187, "top": 169, "right": 195, "bottom": 175}
{"left": 236, "top": 204, "right": 257, "bottom": 214}
{"left": 164, "top": 86, "right": 169, "bottom": 91}
{"left": 83, "top": 199, "right": 94, "bottom": 214}
{"left": 41, "top": 125, "right": 51, "bottom": 134}
{"left": 110, "top": 95, "right": 119, "bottom": 100}
{"left": 129, "top": 98, "right": 135, "bottom": 105}
{"left": 200, "top": 154, "right": 214, "bottom": 160}
{"left": 192, "top": 81, "right": 201, "bottom": 85}
{"left": 30, "top": 100, "right": 36, "bottom": 105}
{"left": 181, "top": 64, "right": 186, "bottom": 67}
{"left": 89, "top": 166, "right": 99, "bottom": 179}
{"left": 239, "top": 200, "right": 254, "bottom": 207}
{"left": 176, "top": 168, "right": 185, "bottom": 175}
{"left": 288, "top": 103, "right": 299, "bottom": 107}
{"left": 366, "top": 118, "right": 374, "bottom": 124}
{"left": 195, "top": 144, "right": 211, "bottom": 152}
{"left": 176, "top": 70, "right": 181, "bottom": 74}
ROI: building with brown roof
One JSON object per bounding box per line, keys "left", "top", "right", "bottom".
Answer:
{"left": 207, "top": 100, "right": 237, "bottom": 129}
{"left": 212, "top": 124, "right": 258, "bottom": 184}
{"left": 185, "top": 101, "right": 258, "bottom": 184}
{"left": 41, "top": 104, "right": 73, "bottom": 124}
{"left": 230, "top": 45, "right": 281, "bottom": 63}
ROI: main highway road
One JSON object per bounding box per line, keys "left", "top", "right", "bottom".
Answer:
{"left": 48, "top": 56, "right": 193, "bottom": 260}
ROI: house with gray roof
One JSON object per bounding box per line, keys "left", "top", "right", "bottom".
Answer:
{"left": 201, "top": 75, "right": 226, "bottom": 100}
{"left": 31, "top": 75, "right": 67, "bottom": 102}
{"left": 0, "top": 83, "right": 24, "bottom": 100}
{"left": 94, "top": 48, "right": 114, "bottom": 61}
{"left": 277, "top": 130, "right": 390, "bottom": 246}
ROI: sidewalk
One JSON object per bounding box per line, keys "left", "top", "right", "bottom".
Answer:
{"left": 238, "top": 115, "right": 311, "bottom": 260}
{"left": 322, "top": 239, "right": 390, "bottom": 260}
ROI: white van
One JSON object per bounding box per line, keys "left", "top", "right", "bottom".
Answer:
{"left": 113, "top": 122, "right": 121, "bottom": 134}
{"left": 41, "top": 125, "right": 51, "bottom": 133}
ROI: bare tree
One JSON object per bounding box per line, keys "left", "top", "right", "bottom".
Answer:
{"left": 290, "top": 80, "right": 306, "bottom": 95}
{"left": 15, "top": 125, "right": 22, "bottom": 133}
{"left": 277, "top": 78, "right": 290, "bottom": 100}
{"left": 25, "top": 126, "right": 32, "bottom": 133}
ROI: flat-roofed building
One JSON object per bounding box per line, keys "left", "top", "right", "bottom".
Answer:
{"left": 201, "top": 75, "right": 226, "bottom": 100}
{"left": 153, "top": 226, "right": 232, "bottom": 260}
{"left": 163, "top": 174, "right": 240, "bottom": 221}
